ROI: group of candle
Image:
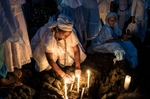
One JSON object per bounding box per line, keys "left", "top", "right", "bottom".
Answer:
{"left": 64, "top": 70, "right": 91, "bottom": 99}
{"left": 64, "top": 69, "right": 131, "bottom": 99}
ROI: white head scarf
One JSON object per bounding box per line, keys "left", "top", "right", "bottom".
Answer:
{"left": 105, "top": 12, "right": 121, "bottom": 37}
{"left": 57, "top": 14, "right": 74, "bottom": 31}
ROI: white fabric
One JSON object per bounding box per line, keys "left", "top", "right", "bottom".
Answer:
{"left": 0, "top": 0, "right": 19, "bottom": 44}
{"left": 31, "top": 22, "right": 86, "bottom": 72}
{"left": 57, "top": 14, "right": 74, "bottom": 31}
{"left": 131, "top": 0, "right": 150, "bottom": 42}
{"left": 4, "top": 0, "right": 32, "bottom": 72}
{"left": 117, "top": 0, "right": 129, "bottom": 30}
{"left": 61, "top": 0, "right": 82, "bottom": 8}
{"left": 117, "top": 0, "right": 129, "bottom": 15}
{"left": 131, "top": 0, "right": 149, "bottom": 20}
{"left": 98, "top": 0, "right": 111, "bottom": 13}
{"left": 126, "top": 22, "right": 139, "bottom": 34}
{"left": 98, "top": 0, "right": 111, "bottom": 24}
{"left": 100, "top": 13, "right": 108, "bottom": 24}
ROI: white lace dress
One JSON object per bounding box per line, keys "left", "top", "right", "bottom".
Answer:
{"left": 31, "top": 22, "right": 86, "bottom": 72}
{"left": 3, "top": 0, "right": 32, "bottom": 72}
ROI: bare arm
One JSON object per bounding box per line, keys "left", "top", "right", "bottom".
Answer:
{"left": 45, "top": 52, "right": 65, "bottom": 77}
{"left": 72, "top": 45, "right": 80, "bottom": 69}
{"left": 106, "top": 39, "right": 122, "bottom": 43}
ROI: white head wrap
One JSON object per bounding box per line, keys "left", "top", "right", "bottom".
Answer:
{"left": 57, "top": 14, "right": 74, "bottom": 31}
{"left": 105, "top": 12, "right": 121, "bottom": 38}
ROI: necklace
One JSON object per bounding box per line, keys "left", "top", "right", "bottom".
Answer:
{"left": 64, "top": 40, "right": 66, "bottom": 66}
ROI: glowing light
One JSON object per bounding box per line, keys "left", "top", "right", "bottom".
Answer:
{"left": 87, "top": 70, "right": 90, "bottom": 88}
{"left": 70, "top": 75, "right": 75, "bottom": 91}
{"left": 64, "top": 80, "right": 68, "bottom": 99}
{"left": 124, "top": 75, "right": 131, "bottom": 91}
{"left": 113, "top": 58, "right": 116, "bottom": 65}
{"left": 80, "top": 87, "right": 85, "bottom": 99}
{"left": 77, "top": 75, "right": 80, "bottom": 92}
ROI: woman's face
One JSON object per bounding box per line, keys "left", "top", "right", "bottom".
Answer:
{"left": 108, "top": 16, "right": 116, "bottom": 27}
{"left": 57, "top": 31, "right": 72, "bottom": 40}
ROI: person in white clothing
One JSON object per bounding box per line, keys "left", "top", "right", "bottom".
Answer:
{"left": 98, "top": 0, "right": 114, "bottom": 24}
{"left": 31, "top": 14, "right": 86, "bottom": 84}
{"left": 131, "top": 0, "right": 150, "bottom": 43}
{"left": 117, "top": 0, "right": 130, "bottom": 31}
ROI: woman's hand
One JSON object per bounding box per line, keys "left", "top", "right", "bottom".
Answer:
{"left": 62, "top": 74, "right": 74, "bottom": 84}
{"left": 132, "top": 16, "right": 136, "bottom": 23}
{"left": 122, "top": 34, "right": 132, "bottom": 40}
{"left": 75, "top": 68, "right": 81, "bottom": 77}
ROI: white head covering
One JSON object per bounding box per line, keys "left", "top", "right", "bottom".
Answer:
{"left": 105, "top": 12, "right": 121, "bottom": 38}
{"left": 57, "top": 14, "right": 74, "bottom": 31}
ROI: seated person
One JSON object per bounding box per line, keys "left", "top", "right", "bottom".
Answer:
{"left": 31, "top": 14, "right": 86, "bottom": 84}
{"left": 87, "top": 12, "right": 138, "bottom": 68}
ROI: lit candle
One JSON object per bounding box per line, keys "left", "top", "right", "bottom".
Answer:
{"left": 124, "top": 75, "right": 131, "bottom": 91}
{"left": 113, "top": 58, "right": 116, "bottom": 65}
{"left": 80, "top": 87, "right": 85, "bottom": 99}
{"left": 87, "top": 70, "right": 90, "bottom": 88}
{"left": 70, "top": 75, "right": 75, "bottom": 91}
{"left": 77, "top": 75, "right": 80, "bottom": 92}
{"left": 64, "top": 80, "right": 68, "bottom": 99}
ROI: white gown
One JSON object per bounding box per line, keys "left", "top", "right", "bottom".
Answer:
{"left": 31, "top": 22, "right": 86, "bottom": 72}
{"left": 4, "top": 0, "right": 32, "bottom": 72}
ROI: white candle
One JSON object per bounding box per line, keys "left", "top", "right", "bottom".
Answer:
{"left": 124, "top": 75, "right": 131, "bottom": 91}
{"left": 64, "top": 80, "right": 68, "bottom": 99}
{"left": 77, "top": 75, "right": 80, "bottom": 92}
{"left": 80, "top": 87, "right": 85, "bottom": 99}
{"left": 70, "top": 75, "right": 75, "bottom": 91}
{"left": 87, "top": 70, "right": 90, "bottom": 88}
{"left": 113, "top": 58, "right": 116, "bottom": 65}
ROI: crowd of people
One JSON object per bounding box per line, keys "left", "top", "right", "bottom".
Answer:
{"left": 0, "top": 0, "right": 150, "bottom": 89}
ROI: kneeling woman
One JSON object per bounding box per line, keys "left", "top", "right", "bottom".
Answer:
{"left": 31, "top": 14, "right": 86, "bottom": 83}
{"left": 87, "top": 12, "right": 138, "bottom": 68}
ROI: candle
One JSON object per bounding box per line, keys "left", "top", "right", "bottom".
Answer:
{"left": 124, "top": 75, "right": 131, "bottom": 91}
{"left": 113, "top": 58, "right": 116, "bottom": 65}
{"left": 87, "top": 70, "right": 90, "bottom": 88}
{"left": 70, "top": 75, "right": 75, "bottom": 91}
{"left": 64, "top": 80, "right": 68, "bottom": 99}
{"left": 80, "top": 87, "right": 85, "bottom": 99}
{"left": 77, "top": 75, "right": 80, "bottom": 92}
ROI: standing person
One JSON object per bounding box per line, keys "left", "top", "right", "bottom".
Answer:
{"left": 82, "top": 0, "right": 102, "bottom": 43}
{"left": 87, "top": 12, "right": 138, "bottom": 68}
{"left": 60, "top": 0, "right": 87, "bottom": 49}
{"left": 3, "top": 0, "right": 32, "bottom": 72}
{"left": 117, "top": 0, "right": 130, "bottom": 32}
{"left": 98, "top": 0, "right": 114, "bottom": 25}
{"left": 131, "top": 0, "right": 150, "bottom": 43}
{"left": 31, "top": 14, "right": 86, "bottom": 83}
{"left": 0, "top": 0, "right": 23, "bottom": 88}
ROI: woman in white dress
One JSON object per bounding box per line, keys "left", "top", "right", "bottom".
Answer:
{"left": 4, "top": 0, "right": 32, "bottom": 72}
{"left": 131, "top": 0, "right": 150, "bottom": 43}
{"left": 31, "top": 14, "right": 86, "bottom": 84}
{"left": 98, "top": 0, "right": 113, "bottom": 24}
{"left": 117, "top": 0, "right": 130, "bottom": 31}
{"left": 0, "top": 0, "right": 23, "bottom": 88}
